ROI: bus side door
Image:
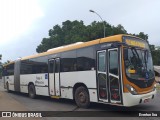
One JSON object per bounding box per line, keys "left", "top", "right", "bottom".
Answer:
{"left": 48, "top": 58, "right": 61, "bottom": 97}
{"left": 97, "top": 48, "right": 122, "bottom": 104}
{"left": 108, "top": 48, "right": 122, "bottom": 104}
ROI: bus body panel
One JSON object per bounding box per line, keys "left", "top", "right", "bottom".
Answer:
{"left": 35, "top": 86, "right": 49, "bottom": 96}
{"left": 14, "top": 60, "right": 20, "bottom": 92}
{"left": 61, "top": 88, "right": 73, "bottom": 99}
{"left": 60, "top": 71, "right": 97, "bottom": 88}
{"left": 20, "top": 73, "right": 48, "bottom": 94}
{"left": 3, "top": 76, "right": 7, "bottom": 89}
{"left": 7, "top": 75, "right": 14, "bottom": 91}
{"left": 2, "top": 76, "right": 5, "bottom": 89}
{"left": 60, "top": 87, "right": 98, "bottom": 102}
{"left": 88, "top": 89, "right": 98, "bottom": 102}
{"left": 59, "top": 70, "right": 98, "bottom": 102}
{"left": 123, "top": 90, "right": 156, "bottom": 106}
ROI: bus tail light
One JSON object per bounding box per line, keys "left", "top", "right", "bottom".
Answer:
{"left": 126, "top": 84, "right": 137, "bottom": 95}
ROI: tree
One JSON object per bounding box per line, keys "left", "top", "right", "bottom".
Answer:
{"left": 35, "top": 20, "right": 159, "bottom": 65}
{"left": 36, "top": 20, "right": 149, "bottom": 53}
{"left": 149, "top": 45, "right": 160, "bottom": 65}
{"left": 132, "top": 32, "right": 149, "bottom": 43}
{"left": 36, "top": 20, "right": 128, "bottom": 53}
{"left": 37, "top": 20, "right": 90, "bottom": 53}
{"left": 113, "top": 24, "right": 127, "bottom": 35}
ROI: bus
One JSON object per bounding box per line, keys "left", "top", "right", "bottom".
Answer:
{"left": 2, "top": 34, "right": 156, "bottom": 108}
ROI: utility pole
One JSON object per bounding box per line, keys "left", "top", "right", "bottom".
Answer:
{"left": 89, "top": 10, "right": 106, "bottom": 38}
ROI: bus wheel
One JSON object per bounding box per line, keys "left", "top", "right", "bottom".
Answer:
{"left": 6, "top": 82, "right": 10, "bottom": 93}
{"left": 75, "top": 86, "right": 90, "bottom": 108}
{"left": 28, "top": 84, "right": 36, "bottom": 99}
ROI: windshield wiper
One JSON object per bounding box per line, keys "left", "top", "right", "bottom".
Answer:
{"left": 131, "top": 47, "right": 140, "bottom": 63}
{"left": 130, "top": 47, "right": 141, "bottom": 59}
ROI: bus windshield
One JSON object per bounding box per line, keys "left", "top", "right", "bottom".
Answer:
{"left": 124, "top": 47, "right": 154, "bottom": 88}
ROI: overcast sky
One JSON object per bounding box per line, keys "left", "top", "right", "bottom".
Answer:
{"left": 0, "top": 0, "right": 160, "bottom": 62}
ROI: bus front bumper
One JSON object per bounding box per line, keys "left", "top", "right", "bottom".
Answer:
{"left": 123, "top": 89, "right": 157, "bottom": 107}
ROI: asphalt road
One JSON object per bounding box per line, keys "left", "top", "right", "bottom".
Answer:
{"left": 0, "top": 81, "right": 160, "bottom": 120}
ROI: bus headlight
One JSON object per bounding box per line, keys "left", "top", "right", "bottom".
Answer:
{"left": 126, "top": 84, "right": 137, "bottom": 95}
{"left": 153, "top": 84, "right": 156, "bottom": 91}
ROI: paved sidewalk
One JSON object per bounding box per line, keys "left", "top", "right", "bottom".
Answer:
{"left": 0, "top": 83, "right": 41, "bottom": 119}
{"left": 0, "top": 86, "right": 28, "bottom": 111}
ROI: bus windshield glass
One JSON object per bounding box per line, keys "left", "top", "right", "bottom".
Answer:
{"left": 124, "top": 47, "right": 154, "bottom": 86}
{"left": 123, "top": 36, "right": 154, "bottom": 88}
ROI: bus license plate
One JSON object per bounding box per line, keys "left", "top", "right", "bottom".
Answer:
{"left": 144, "top": 98, "right": 150, "bottom": 103}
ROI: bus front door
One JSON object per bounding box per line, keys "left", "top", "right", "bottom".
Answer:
{"left": 108, "top": 48, "right": 122, "bottom": 104}
{"left": 97, "top": 50, "right": 108, "bottom": 102}
{"left": 97, "top": 48, "right": 122, "bottom": 104}
{"left": 48, "top": 58, "right": 61, "bottom": 97}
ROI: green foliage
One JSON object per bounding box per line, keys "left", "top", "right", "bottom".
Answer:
{"left": 3, "top": 60, "right": 12, "bottom": 65}
{"left": 149, "top": 45, "right": 160, "bottom": 65}
{"left": 36, "top": 20, "right": 129, "bottom": 53}
{"left": 36, "top": 20, "right": 160, "bottom": 66}
{"left": 130, "top": 32, "right": 149, "bottom": 43}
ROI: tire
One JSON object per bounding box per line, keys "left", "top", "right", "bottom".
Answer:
{"left": 28, "top": 84, "right": 36, "bottom": 99}
{"left": 6, "top": 82, "right": 10, "bottom": 93}
{"left": 75, "top": 86, "right": 90, "bottom": 108}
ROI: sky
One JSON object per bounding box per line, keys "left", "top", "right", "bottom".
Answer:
{"left": 0, "top": 0, "right": 160, "bottom": 62}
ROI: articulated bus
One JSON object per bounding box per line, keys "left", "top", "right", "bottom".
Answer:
{"left": 2, "top": 34, "right": 156, "bottom": 108}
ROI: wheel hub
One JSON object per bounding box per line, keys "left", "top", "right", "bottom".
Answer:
{"left": 79, "top": 92, "right": 86, "bottom": 103}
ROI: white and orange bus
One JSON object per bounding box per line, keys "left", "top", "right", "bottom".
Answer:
{"left": 2, "top": 34, "right": 156, "bottom": 108}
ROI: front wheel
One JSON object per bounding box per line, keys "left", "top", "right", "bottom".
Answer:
{"left": 75, "top": 86, "right": 90, "bottom": 108}
{"left": 28, "top": 84, "right": 36, "bottom": 99}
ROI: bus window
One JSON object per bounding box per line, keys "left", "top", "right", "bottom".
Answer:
{"left": 109, "top": 50, "right": 118, "bottom": 76}
{"left": 98, "top": 52, "right": 106, "bottom": 72}
{"left": 77, "top": 47, "right": 95, "bottom": 71}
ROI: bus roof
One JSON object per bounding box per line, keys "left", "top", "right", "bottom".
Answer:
{"left": 3, "top": 61, "right": 15, "bottom": 67}
{"left": 9, "top": 34, "right": 145, "bottom": 62}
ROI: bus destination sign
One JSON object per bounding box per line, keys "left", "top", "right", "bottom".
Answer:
{"left": 125, "top": 39, "right": 146, "bottom": 48}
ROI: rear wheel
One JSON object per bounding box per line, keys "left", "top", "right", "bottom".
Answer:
{"left": 75, "top": 86, "right": 90, "bottom": 108}
{"left": 28, "top": 84, "right": 36, "bottom": 99}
